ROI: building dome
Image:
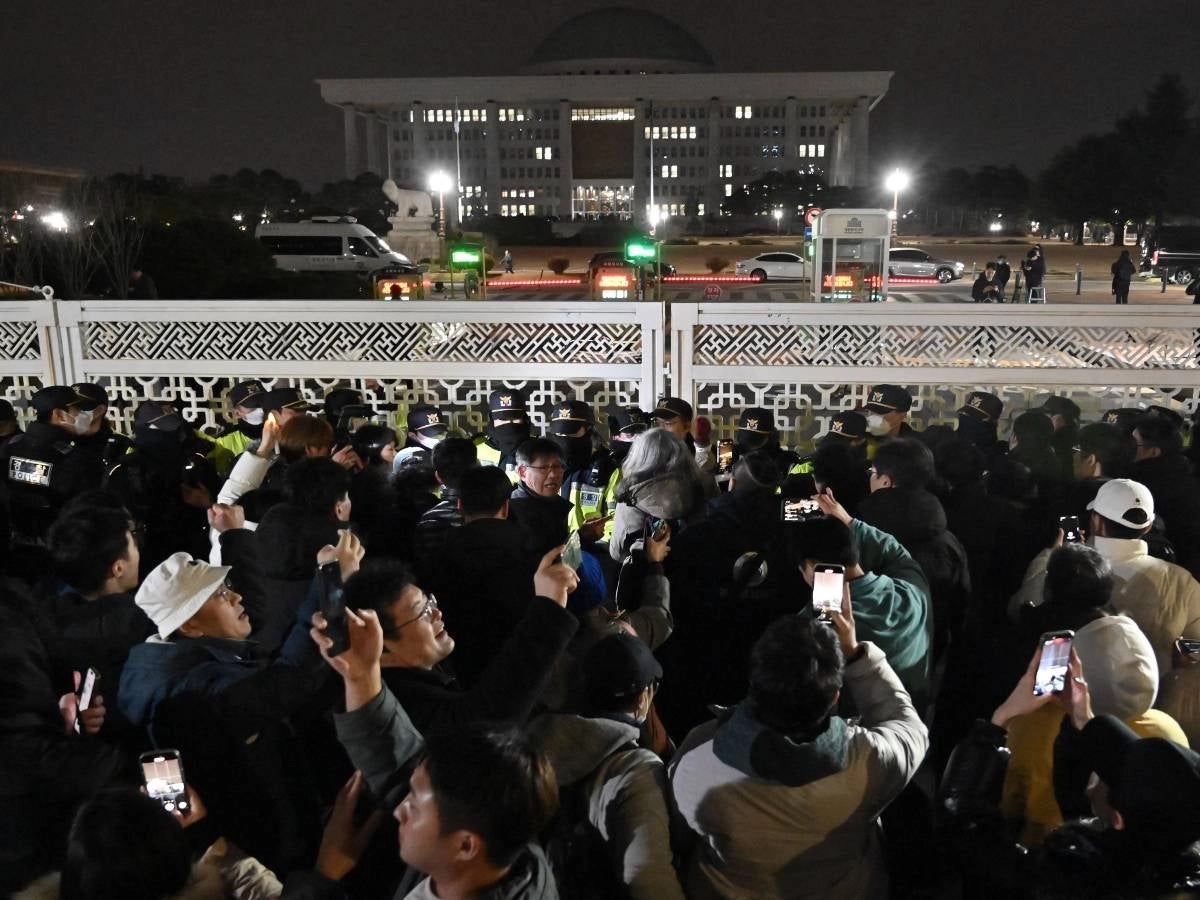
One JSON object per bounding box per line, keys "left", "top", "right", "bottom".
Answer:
{"left": 523, "top": 8, "right": 714, "bottom": 74}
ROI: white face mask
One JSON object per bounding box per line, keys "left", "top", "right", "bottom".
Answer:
{"left": 866, "top": 413, "right": 891, "bottom": 437}
{"left": 243, "top": 408, "right": 265, "bottom": 427}
{"left": 71, "top": 409, "right": 95, "bottom": 435}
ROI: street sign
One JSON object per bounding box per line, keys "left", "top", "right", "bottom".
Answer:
{"left": 804, "top": 226, "right": 813, "bottom": 241}
{"left": 624, "top": 238, "right": 657, "bottom": 262}
{"left": 805, "top": 207, "right": 822, "bottom": 226}
{"left": 703, "top": 283, "right": 722, "bottom": 300}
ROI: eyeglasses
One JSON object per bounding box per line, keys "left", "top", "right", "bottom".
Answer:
{"left": 214, "top": 577, "right": 237, "bottom": 601}
{"left": 395, "top": 593, "right": 439, "bottom": 630}
{"left": 525, "top": 462, "right": 565, "bottom": 473}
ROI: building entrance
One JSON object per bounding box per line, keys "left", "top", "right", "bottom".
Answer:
{"left": 571, "top": 183, "right": 634, "bottom": 220}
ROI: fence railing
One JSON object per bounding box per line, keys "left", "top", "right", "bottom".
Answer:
{"left": 3, "top": 298, "right": 1199, "bottom": 447}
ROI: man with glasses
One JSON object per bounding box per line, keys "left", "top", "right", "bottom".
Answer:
{"left": 341, "top": 545, "right": 578, "bottom": 734}
{"left": 509, "top": 437, "right": 574, "bottom": 556}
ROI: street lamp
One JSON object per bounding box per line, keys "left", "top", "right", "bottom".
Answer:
{"left": 429, "top": 170, "right": 453, "bottom": 259}
{"left": 773, "top": 208, "right": 783, "bottom": 234}
{"left": 884, "top": 169, "right": 909, "bottom": 236}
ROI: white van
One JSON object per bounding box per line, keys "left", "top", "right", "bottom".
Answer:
{"left": 255, "top": 216, "right": 416, "bottom": 274}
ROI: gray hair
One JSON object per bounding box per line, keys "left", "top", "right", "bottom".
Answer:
{"left": 618, "top": 427, "right": 702, "bottom": 489}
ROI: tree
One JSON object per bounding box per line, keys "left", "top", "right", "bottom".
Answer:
{"left": 1113, "top": 73, "right": 1195, "bottom": 231}
{"left": 91, "top": 176, "right": 149, "bottom": 298}
{"left": 1037, "top": 135, "right": 1124, "bottom": 244}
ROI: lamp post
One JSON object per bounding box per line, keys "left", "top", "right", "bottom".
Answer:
{"left": 773, "top": 207, "right": 783, "bottom": 234}
{"left": 429, "top": 170, "right": 453, "bottom": 262}
{"left": 884, "top": 169, "right": 909, "bottom": 237}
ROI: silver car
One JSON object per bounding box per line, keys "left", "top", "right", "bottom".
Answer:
{"left": 734, "top": 251, "right": 809, "bottom": 281}
{"left": 887, "top": 248, "right": 965, "bottom": 283}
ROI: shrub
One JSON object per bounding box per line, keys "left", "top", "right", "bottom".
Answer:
{"left": 705, "top": 256, "right": 730, "bottom": 273}
{"left": 547, "top": 257, "right": 570, "bottom": 275}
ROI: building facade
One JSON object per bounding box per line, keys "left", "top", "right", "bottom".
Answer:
{"left": 317, "top": 9, "right": 891, "bottom": 225}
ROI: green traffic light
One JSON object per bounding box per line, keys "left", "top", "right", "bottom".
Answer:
{"left": 624, "top": 239, "right": 657, "bottom": 261}
{"left": 451, "top": 248, "right": 481, "bottom": 265}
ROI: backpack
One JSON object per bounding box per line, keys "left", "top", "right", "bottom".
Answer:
{"left": 541, "top": 743, "right": 640, "bottom": 900}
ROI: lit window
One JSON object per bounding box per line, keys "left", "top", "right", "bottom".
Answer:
{"left": 698, "top": 203, "right": 705, "bottom": 215}
{"left": 662, "top": 165, "right": 669, "bottom": 178}
{"left": 818, "top": 144, "right": 825, "bottom": 157}
{"left": 671, "top": 165, "right": 678, "bottom": 177}
{"left": 725, "top": 183, "right": 733, "bottom": 197}
{"left": 689, "top": 126, "right": 697, "bottom": 138}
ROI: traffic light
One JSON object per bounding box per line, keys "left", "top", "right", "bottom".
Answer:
{"left": 624, "top": 237, "right": 657, "bottom": 263}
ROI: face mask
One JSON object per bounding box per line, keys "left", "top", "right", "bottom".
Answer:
{"left": 413, "top": 432, "right": 443, "bottom": 451}
{"left": 552, "top": 434, "right": 592, "bottom": 469}
{"left": 610, "top": 438, "right": 634, "bottom": 462}
{"left": 490, "top": 422, "right": 530, "bottom": 454}
{"left": 243, "top": 408, "right": 265, "bottom": 427}
{"left": 957, "top": 416, "right": 996, "bottom": 448}
{"left": 866, "top": 414, "right": 891, "bottom": 437}
{"left": 71, "top": 409, "right": 95, "bottom": 435}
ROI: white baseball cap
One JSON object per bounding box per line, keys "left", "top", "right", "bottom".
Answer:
{"left": 1087, "top": 478, "right": 1155, "bottom": 530}
{"left": 135, "top": 552, "right": 231, "bottom": 639}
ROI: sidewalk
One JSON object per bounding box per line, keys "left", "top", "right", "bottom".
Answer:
{"left": 1013, "top": 279, "right": 1193, "bottom": 306}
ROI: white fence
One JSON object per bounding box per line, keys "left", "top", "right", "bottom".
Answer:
{"left": 3, "top": 298, "right": 1199, "bottom": 447}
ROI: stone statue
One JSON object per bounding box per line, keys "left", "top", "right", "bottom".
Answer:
{"left": 382, "top": 179, "right": 437, "bottom": 263}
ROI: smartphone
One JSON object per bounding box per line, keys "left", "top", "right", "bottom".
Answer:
{"left": 317, "top": 562, "right": 350, "bottom": 657}
{"left": 1059, "top": 515, "right": 1082, "bottom": 544}
{"left": 812, "top": 563, "right": 845, "bottom": 615}
{"left": 1176, "top": 638, "right": 1200, "bottom": 659}
{"left": 140, "top": 749, "right": 189, "bottom": 814}
{"left": 75, "top": 668, "right": 99, "bottom": 734}
{"left": 716, "top": 439, "right": 734, "bottom": 474}
{"left": 561, "top": 530, "right": 583, "bottom": 570}
{"left": 1033, "top": 630, "right": 1074, "bottom": 696}
{"left": 781, "top": 497, "right": 823, "bottom": 523}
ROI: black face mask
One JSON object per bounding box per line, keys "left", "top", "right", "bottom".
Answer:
{"left": 957, "top": 416, "right": 997, "bottom": 449}
{"left": 610, "top": 439, "right": 633, "bottom": 463}
{"left": 552, "top": 433, "right": 593, "bottom": 470}
{"left": 238, "top": 420, "right": 264, "bottom": 441}
{"left": 135, "top": 426, "right": 187, "bottom": 458}
{"left": 490, "top": 422, "right": 530, "bottom": 454}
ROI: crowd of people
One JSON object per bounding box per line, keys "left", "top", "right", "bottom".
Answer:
{"left": 2, "top": 376, "right": 1199, "bottom": 899}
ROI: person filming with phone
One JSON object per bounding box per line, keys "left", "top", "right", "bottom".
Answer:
{"left": 669, "top": 585, "right": 928, "bottom": 899}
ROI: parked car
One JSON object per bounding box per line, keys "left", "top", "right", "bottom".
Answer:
{"left": 887, "top": 248, "right": 965, "bottom": 283}
{"left": 733, "top": 251, "right": 809, "bottom": 281}
{"left": 1139, "top": 225, "right": 1200, "bottom": 285}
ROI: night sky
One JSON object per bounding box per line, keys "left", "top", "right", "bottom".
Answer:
{"left": 5, "top": 0, "right": 1199, "bottom": 190}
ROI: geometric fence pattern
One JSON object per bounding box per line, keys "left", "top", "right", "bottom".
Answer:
{"left": 83, "top": 320, "right": 644, "bottom": 365}
{"left": 693, "top": 323, "right": 1200, "bottom": 369}
{"left": 0, "top": 321, "right": 41, "bottom": 361}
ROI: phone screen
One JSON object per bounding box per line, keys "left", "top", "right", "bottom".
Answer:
{"left": 812, "top": 564, "right": 845, "bottom": 613}
{"left": 717, "top": 439, "right": 734, "bottom": 474}
{"left": 1059, "top": 516, "right": 1082, "bottom": 544}
{"left": 561, "top": 530, "right": 583, "bottom": 570}
{"left": 74, "top": 668, "right": 99, "bottom": 734}
{"left": 1033, "top": 632, "right": 1073, "bottom": 696}
{"left": 781, "top": 497, "right": 822, "bottom": 523}
{"left": 141, "top": 751, "right": 189, "bottom": 813}
{"left": 318, "top": 563, "right": 350, "bottom": 657}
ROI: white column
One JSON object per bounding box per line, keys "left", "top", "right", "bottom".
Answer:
{"left": 851, "top": 97, "right": 870, "bottom": 188}
{"left": 557, "top": 99, "right": 573, "bottom": 219}
{"left": 365, "top": 116, "right": 382, "bottom": 176}
{"left": 343, "top": 107, "right": 360, "bottom": 180}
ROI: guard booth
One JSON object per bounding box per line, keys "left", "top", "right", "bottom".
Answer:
{"left": 590, "top": 266, "right": 638, "bottom": 300}
{"left": 450, "top": 245, "right": 488, "bottom": 299}
{"left": 812, "top": 209, "right": 890, "bottom": 302}
{"left": 374, "top": 267, "right": 424, "bottom": 300}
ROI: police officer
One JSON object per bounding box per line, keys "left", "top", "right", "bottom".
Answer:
{"left": 214, "top": 380, "right": 269, "bottom": 459}
{"left": 476, "top": 388, "right": 533, "bottom": 479}
{"left": 395, "top": 404, "right": 448, "bottom": 470}
{"left": 261, "top": 386, "right": 316, "bottom": 425}
{"left": 70, "top": 382, "right": 133, "bottom": 470}
{"left": 548, "top": 400, "right": 615, "bottom": 543}
{"left": 0, "top": 399, "right": 23, "bottom": 451}
{"left": 862, "top": 384, "right": 915, "bottom": 447}
{"left": 790, "top": 410, "right": 869, "bottom": 477}
{"left": 652, "top": 396, "right": 715, "bottom": 473}
{"left": 732, "top": 406, "right": 799, "bottom": 478}
{"left": 0, "top": 385, "right": 108, "bottom": 560}
{"left": 955, "top": 390, "right": 1008, "bottom": 468}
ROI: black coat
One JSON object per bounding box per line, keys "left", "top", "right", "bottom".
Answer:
{"left": 0, "top": 580, "right": 132, "bottom": 893}
{"left": 1133, "top": 453, "right": 1200, "bottom": 575}
{"left": 426, "top": 517, "right": 541, "bottom": 688}
{"left": 380, "top": 594, "right": 577, "bottom": 733}
{"left": 509, "top": 482, "right": 573, "bottom": 557}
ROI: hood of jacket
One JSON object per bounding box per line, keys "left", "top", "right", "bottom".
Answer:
{"left": 617, "top": 470, "right": 699, "bottom": 520}
{"left": 710, "top": 701, "right": 849, "bottom": 787}
{"left": 398, "top": 843, "right": 557, "bottom": 900}
{"left": 255, "top": 502, "right": 340, "bottom": 581}
{"left": 526, "top": 712, "right": 641, "bottom": 787}
{"left": 857, "top": 487, "right": 947, "bottom": 544}
{"left": 1073, "top": 615, "right": 1159, "bottom": 718}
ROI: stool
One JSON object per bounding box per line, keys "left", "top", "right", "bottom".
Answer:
{"left": 1028, "top": 287, "right": 1046, "bottom": 304}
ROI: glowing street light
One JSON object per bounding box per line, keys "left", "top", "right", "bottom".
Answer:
{"left": 773, "top": 207, "right": 783, "bottom": 234}
{"left": 40, "top": 211, "right": 69, "bottom": 232}
{"left": 884, "top": 169, "right": 909, "bottom": 236}
{"left": 428, "top": 171, "right": 453, "bottom": 254}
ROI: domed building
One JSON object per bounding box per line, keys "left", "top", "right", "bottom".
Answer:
{"left": 318, "top": 8, "right": 890, "bottom": 224}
